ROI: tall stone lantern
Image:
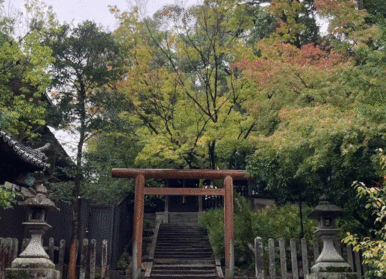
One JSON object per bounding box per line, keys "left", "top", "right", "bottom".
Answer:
{"left": 6, "top": 185, "right": 60, "bottom": 279}
{"left": 306, "top": 195, "right": 355, "bottom": 279}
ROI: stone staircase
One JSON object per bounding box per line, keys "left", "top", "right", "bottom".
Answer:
{"left": 149, "top": 223, "right": 220, "bottom": 279}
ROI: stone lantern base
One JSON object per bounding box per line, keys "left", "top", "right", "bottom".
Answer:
{"left": 6, "top": 258, "right": 60, "bottom": 279}
{"left": 306, "top": 272, "right": 357, "bottom": 279}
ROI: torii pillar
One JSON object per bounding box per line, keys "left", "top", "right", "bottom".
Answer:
{"left": 112, "top": 169, "right": 251, "bottom": 279}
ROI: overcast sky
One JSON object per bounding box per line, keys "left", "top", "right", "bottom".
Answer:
{"left": 5, "top": 0, "right": 203, "bottom": 31}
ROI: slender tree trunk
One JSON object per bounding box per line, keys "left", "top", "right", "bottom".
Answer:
{"left": 68, "top": 86, "right": 86, "bottom": 279}
{"left": 209, "top": 141, "right": 216, "bottom": 169}
{"left": 68, "top": 184, "right": 80, "bottom": 279}
{"left": 298, "top": 189, "right": 304, "bottom": 239}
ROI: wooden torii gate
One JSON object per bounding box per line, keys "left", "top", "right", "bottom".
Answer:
{"left": 112, "top": 169, "right": 252, "bottom": 279}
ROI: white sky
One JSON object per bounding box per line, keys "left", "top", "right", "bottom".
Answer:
{"left": 5, "top": 0, "right": 203, "bottom": 31}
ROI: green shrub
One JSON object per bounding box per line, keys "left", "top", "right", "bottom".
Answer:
{"left": 0, "top": 187, "right": 17, "bottom": 209}
{"left": 117, "top": 251, "right": 130, "bottom": 270}
{"left": 251, "top": 203, "right": 317, "bottom": 244}
{"left": 199, "top": 207, "right": 224, "bottom": 256}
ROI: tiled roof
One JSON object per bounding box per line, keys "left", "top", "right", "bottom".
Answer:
{"left": 0, "top": 128, "right": 50, "bottom": 170}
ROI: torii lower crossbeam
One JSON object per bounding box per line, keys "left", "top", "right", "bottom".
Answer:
{"left": 112, "top": 168, "right": 252, "bottom": 279}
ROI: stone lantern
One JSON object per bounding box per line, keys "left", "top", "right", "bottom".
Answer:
{"left": 306, "top": 195, "right": 355, "bottom": 279}
{"left": 6, "top": 185, "right": 60, "bottom": 279}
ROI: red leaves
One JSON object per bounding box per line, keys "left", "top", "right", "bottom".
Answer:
{"left": 232, "top": 41, "right": 345, "bottom": 86}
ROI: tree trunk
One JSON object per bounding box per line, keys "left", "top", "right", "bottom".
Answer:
{"left": 67, "top": 194, "right": 80, "bottom": 279}
{"left": 298, "top": 189, "right": 304, "bottom": 239}
{"left": 67, "top": 86, "right": 86, "bottom": 279}
{"left": 209, "top": 141, "right": 216, "bottom": 169}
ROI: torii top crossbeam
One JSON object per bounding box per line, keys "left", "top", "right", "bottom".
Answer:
{"left": 112, "top": 168, "right": 251, "bottom": 180}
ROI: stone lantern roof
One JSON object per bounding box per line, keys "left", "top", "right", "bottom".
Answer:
{"left": 309, "top": 195, "right": 344, "bottom": 219}
{"left": 21, "top": 193, "right": 60, "bottom": 212}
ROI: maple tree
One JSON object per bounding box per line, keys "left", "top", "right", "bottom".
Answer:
{"left": 226, "top": 0, "right": 386, "bottom": 243}
{"left": 112, "top": 0, "right": 262, "bottom": 170}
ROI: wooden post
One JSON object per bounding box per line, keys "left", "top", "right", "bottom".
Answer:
{"left": 224, "top": 175, "right": 234, "bottom": 279}
{"left": 5, "top": 238, "right": 11, "bottom": 268}
{"left": 268, "top": 238, "right": 276, "bottom": 279}
{"left": 255, "top": 237, "right": 264, "bottom": 279}
{"left": 11, "top": 238, "right": 18, "bottom": 264}
{"left": 48, "top": 238, "right": 55, "bottom": 262}
{"left": 312, "top": 238, "right": 320, "bottom": 262}
{"left": 133, "top": 174, "right": 145, "bottom": 279}
{"left": 89, "top": 239, "right": 96, "bottom": 279}
{"left": 58, "top": 239, "right": 66, "bottom": 279}
{"left": 279, "top": 238, "right": 287, "bottom": 279}
{"left": 0, "top": 238, "right": 5, "bottom": 279}
{"left": 301, "top": 238, "right": 309, "bottom": 276}
{"left": 354, "top": 251, "right": 362, "bottom": 278}
{"left": 346, "top": 244, "right": 354, "bottom": 271}
{"left": 101, "top": 240, "right": 108, "bottom": 279}
{"left": 290, "top": 238, "right": 299, "bottom": 279}
{"left": 79, "top": 239, "right": 88, "bottom": 279}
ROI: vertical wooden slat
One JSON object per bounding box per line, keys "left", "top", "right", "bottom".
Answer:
{"left": 346, "top": 244, "right": 354, "bottom": 271}
{"left": 101, "top": 240, "right": 108, "bottom": 279}
{"left": 5, "top": 238, "right": 12, "bottom": 268}
{"left": 363, "top": 262, "right": 368, "bottom": 275}
{"left": 312, "top": 238, "right": 320, "bottom": 262}
{"left": 90, "top": 239, "right": 96, "bottom": 279}
{"left": 48, "top": 238, "right": 55, "bottom": 262}
{"left": 279, "top": 238, "right": 287, "bottom": 279}
{"left": 268, "top": 238, "right": 276, "bottom": 279}
{"left": 0, "top": 238, "right": 5, "bottom": 279}
{"left": 11, "top": 238, "right": 18, "bottom": 263}
{"left": 58, "top": 239, "right": 65, "bottom": 279}
{"left": 290, "top": 238, "right": 299, "bottom": 279}
{"left": 334, "top": 238, "right": 342, "bottom": 256}
{"left": 255, "top": 237, "right": 264, "bottom": 279}
{"left": 301, "top": 238, "right": 309, "bottom": 276}
{"left": 79, "top": 239, "right": 89, "bottom": 279}
{"left": 354, "top": 251, "right": 362, "bottom": 279}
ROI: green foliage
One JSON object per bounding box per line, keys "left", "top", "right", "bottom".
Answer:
{"left": 113, "top": 2, "right": 258, "bottom": 169}
{"left": 199, "top": 207, "right": 224, "bottom": 256}
{"left": 117, "top": 251, "right": 130, "bottom": 270}
{"left": 200, "top": 197, "right": 317, "bottom": 275}
{"left": 343, "top": 151, "right": 386, "bottom": 278}
{"left": 251, "top": 203, "right": 317, "bottom": 244}
{"left": 0, "top": 187, "right": 17, "bottom": 210}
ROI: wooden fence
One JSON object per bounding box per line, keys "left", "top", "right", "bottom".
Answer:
{"left": 0, "top": 237, "right": 109, "bottom": 279}
{"left": 254, "top": 237, "right": 367, "bottom": 279}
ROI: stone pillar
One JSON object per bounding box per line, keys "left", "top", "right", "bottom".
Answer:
{"left": 6, "top": 185, "right": 60, "bottom": 279}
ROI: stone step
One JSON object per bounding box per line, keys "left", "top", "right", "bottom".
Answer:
{"left": 154, "top": 255, "right": 213, "bottom": 259}
{"left": 152, "top": 263, "right": 217, "bottom": 269}
{"left": 150, "top": 224, "right": 218, "bottom": 279}
{"left": 150, "top": 273, "right": 218, "bottom": 279}
{"left": 154, "top": 258, "right": 215, "bottom": 265}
